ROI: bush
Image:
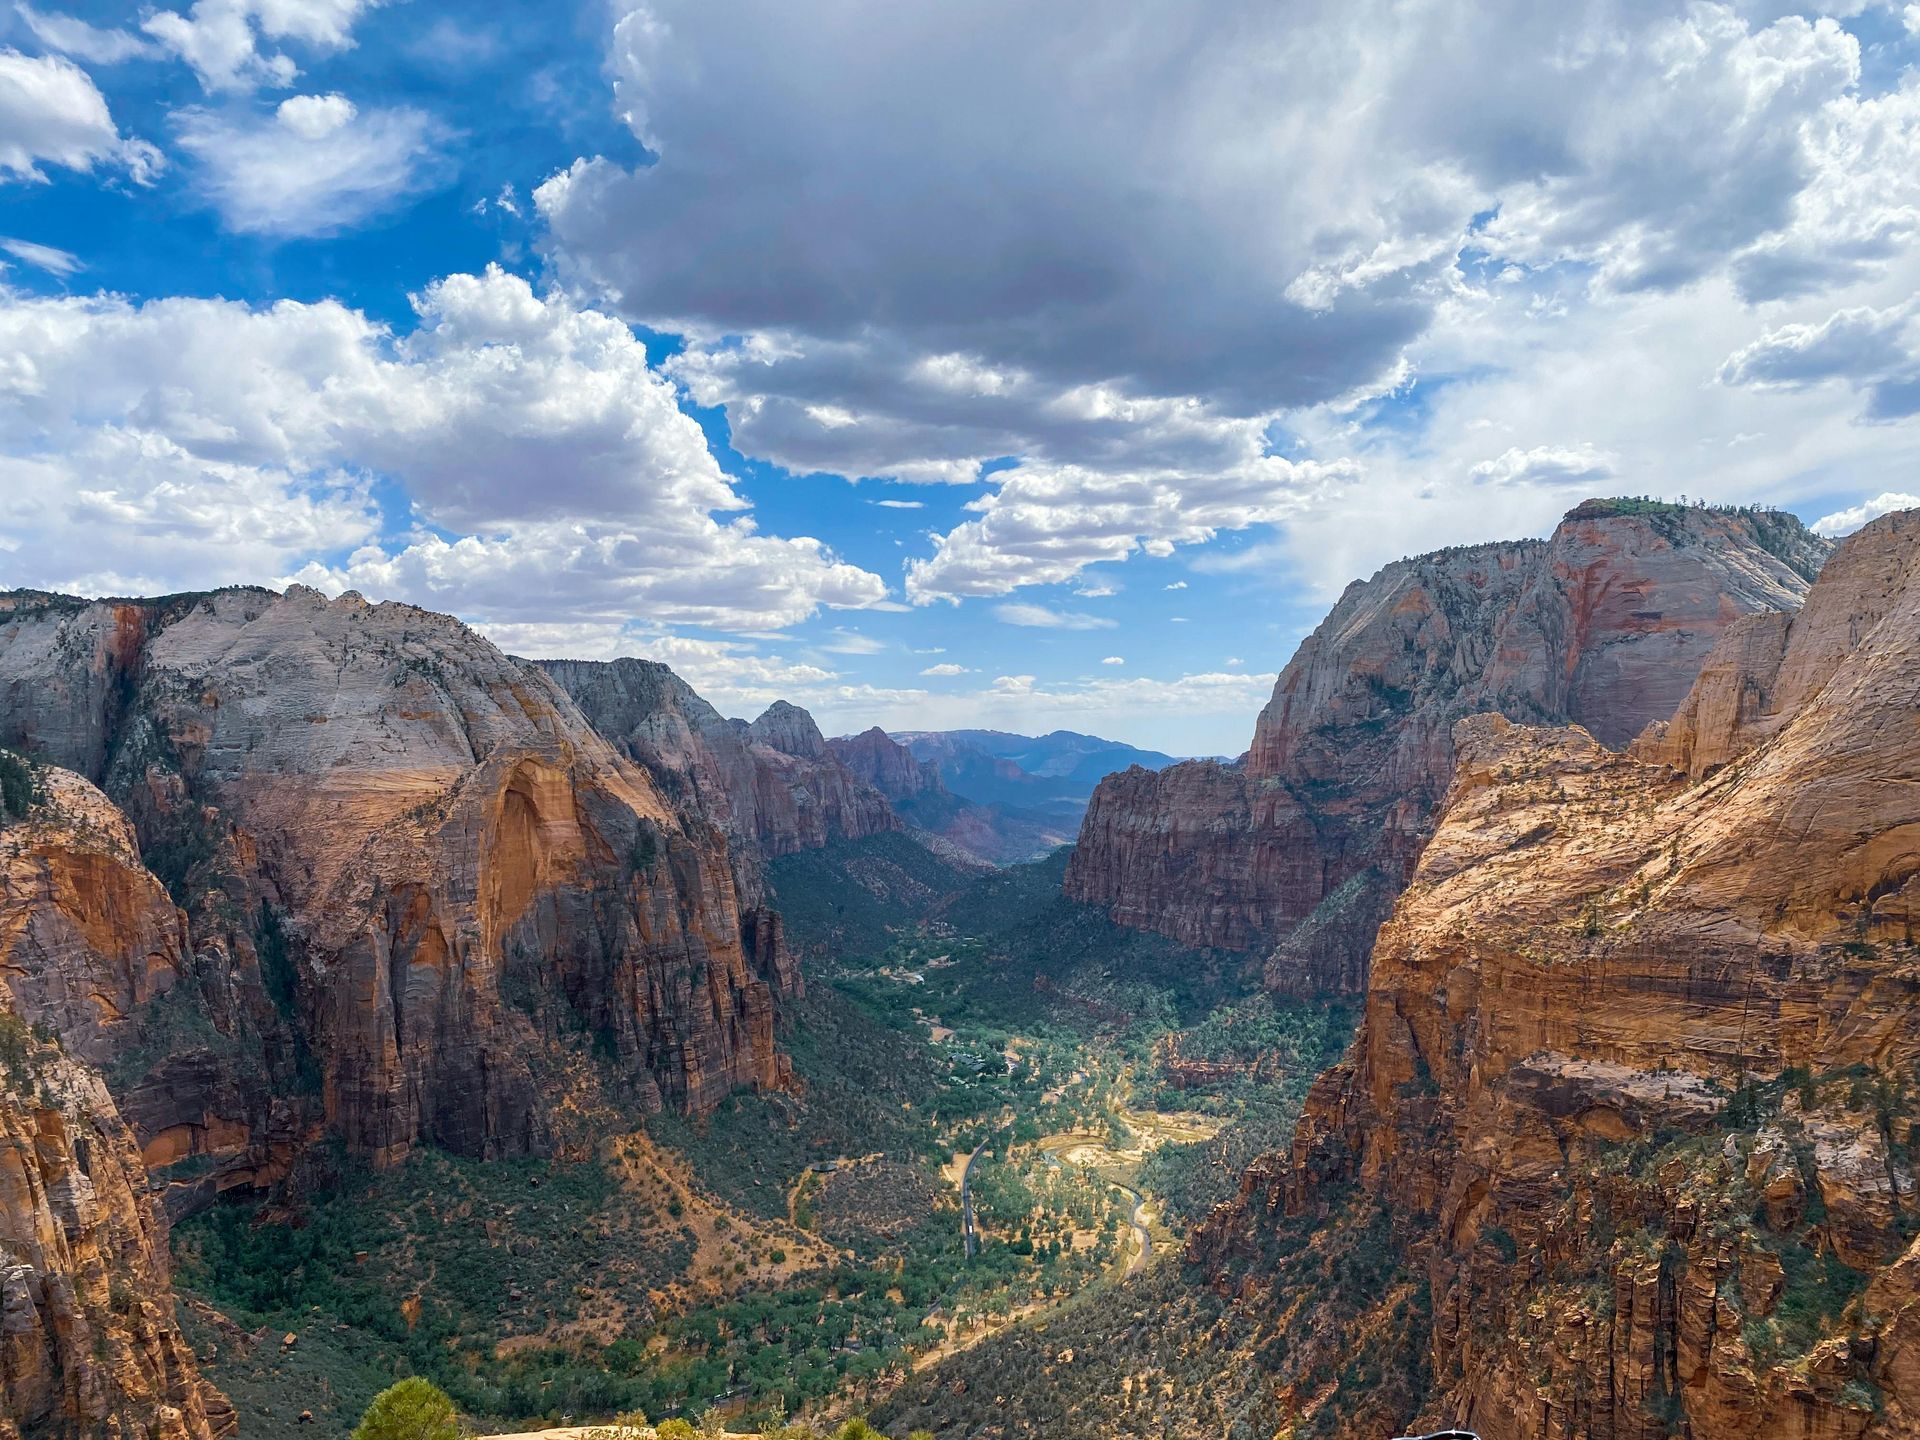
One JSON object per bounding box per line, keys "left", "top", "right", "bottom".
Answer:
{"left": 352, "top": 1379, "right": 462, "bottom": 1440}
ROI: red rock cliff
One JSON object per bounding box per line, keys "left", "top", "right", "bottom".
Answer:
{"left": 1066, "top": 502, "right": 1829, "bottom": 990}
{"left": 1192, "top": 509, "right": 1920, "bottom": 1440}
{"left": 0, "top": 1046, "right": 233, "bottom": 1440}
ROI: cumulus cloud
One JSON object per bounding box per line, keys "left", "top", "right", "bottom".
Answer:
{"left": 1100, "top": 656, "right": 1123, "bottom": 665}
{"left": 992, "top": 602, "right": 1116, "bottom": 630}
{"left": 919, "top": 662, "right": 969, "bottom": 676}
{"left": 1469, "top": 444, "right": 1616, "bottom": 488}
{"left": 527, "top": 1, "right": 1920, "bottom": 607}
{"left": 1719, "top": 301, "right": 1920, "bottom": 419}
{"left": 908, "top": 456, "right": 1351, "bottom": 600}
{"left": 0, "top": 267, "right": 887, "bottom": 627}
{"left": 142, "top": 0, "right": 383, "bottom": 93}
{"left": 1811, "top": 490, "right": 1920, "bottom": 536}
{"left": 0, "top": 47, "right": 161, "bottom": 182}
{"left": 174, "top": 93, "right": 447, "bottom": 235}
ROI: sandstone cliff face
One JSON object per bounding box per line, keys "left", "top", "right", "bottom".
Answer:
{"left": 0, "top": 1041, "right": 232, "bottom": 1440}
{"left": 541, "top": 660, "right": 898, "bottom": 899}
{"left": 0, "top": 590, "right": 795, "bottom": 1177}
{"left": 1192, "top": 510, "right": 1920, "bottom": 1440}
{"left": 1067, "top": 503, "right": 1829, "bottom": 990}
{"left": 0, "top": 769, "right": 188, "bottom": 1068}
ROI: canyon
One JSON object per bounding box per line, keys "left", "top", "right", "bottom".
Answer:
{"left": 5, "top": 497, "right": 1919, "bottom": 1440}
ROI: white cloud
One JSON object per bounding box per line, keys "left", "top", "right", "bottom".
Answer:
{"left": 0, "top": 430, "right": 375, "bottom": 596}
{"left": 174, "top": 95, "right": 447, "bottom": 236}
{"left": 1100, "top": 656, "right": 1123, "bottom": 665}
{"left": 0, "top": 236, "right": 80, "bottom": 275}
{"left": 908, "top": 455, "right": 1351, "bottom": 600}
{"left": 274, "top": 90, "right": 353, "bottom": 138}
{"left": 142, "top": 0, "right": 383, "bottom": 93}
{"left": 993, "top": 602, "right": 1116, "bottom": 630}
{"left": 0, "top": 47, "right": 161, "bottom": 183}
{"left": 0, "top": 267, "right": 887, "bottom": 628}
{"left": 1811, "top": 490, "right": 1920, "bottom": 536}
{"left": 16, "top": 6, "right": 160, "bottom": 64}
{"left": 1468, "top": 443, "right": 1616, "bottom": 488}
{"left": 1164, "top": 580, "right": 1188, "bottom": 590}
{"left": 872, "top": 498, "right": 924, "bottom": 509}
{"left": 819, "top": 628, "right": 884, "bottom": 654}
{"left": 920, "top": 662, "right": 969, "bottom": 675}
{"left": 1716, "top": 301, "right": 1920, "bottom": 417}
{"left": 527, "top": 0, "right": 1920, "bottom": 617}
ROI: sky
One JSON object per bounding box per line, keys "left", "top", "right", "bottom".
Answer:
{"left": 4, "top": 2, "right": 1920, "bottom": 755}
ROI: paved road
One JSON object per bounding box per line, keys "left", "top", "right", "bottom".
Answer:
{"left": 959, "top": 1140, "right": 988, "bottom": 1258}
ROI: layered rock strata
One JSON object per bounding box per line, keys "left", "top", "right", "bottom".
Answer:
{"left": 1193, "top": 509, "right": 1920, "bottom": 1439}
{"left": 0, "top": 589, "right": 795, "bottom": 1176}
{"left": 1067, "top": 502, "right": 1829, "bottom": 990}
{"left": 0, "top": 1042, "right": 233, "bottom": 1440}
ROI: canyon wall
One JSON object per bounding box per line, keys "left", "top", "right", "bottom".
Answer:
{"left": 540, "top": 659, "right": 901, "bottom": 903}
{"left": 0, "top": 589, "right": 796, "bottom": 1180}
{"left": 1066, "top": 502, "right": 1830, "bottom": 991}
{"left": 1191, "top": 509, "right": 1920, "bottom": 1440}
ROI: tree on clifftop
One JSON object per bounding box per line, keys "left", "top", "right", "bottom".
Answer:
{"left": 352, "top": 1379, "right": 463, "bottom": 1440}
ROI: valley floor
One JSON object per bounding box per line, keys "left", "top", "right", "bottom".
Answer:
{"left": 174, "top": 839, "right": 1353, "bottom": 1438}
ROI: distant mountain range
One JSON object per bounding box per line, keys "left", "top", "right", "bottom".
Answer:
{"left": 886, "top": 728, "right": 1182, "bottom": 821}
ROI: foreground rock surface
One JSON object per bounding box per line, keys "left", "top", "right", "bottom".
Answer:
{"left": 0, "top": 1037, "right": 231, "bottom": 1439}
{"left": 1066, "top": 501, "right": 1829, "bottom": 992}
{"left": 1191, "top": 509, "right": 1920, "bottom": 1439}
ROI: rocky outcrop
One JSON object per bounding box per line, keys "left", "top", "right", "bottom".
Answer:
{"left": 540, "top": 660, "right": 898, "bottom": 898}
{"left": 0, "top": 589, "right": 796, "bottom": 1177}
{"left": 1191, "top": 509, "right": 1920, "bottom": 1440}
{"left": 1067, "top": 501, "right": 1829, "bottom": 990}
{"left": 0, "top": 1035, "right": 232, "bottom": 1440}
{"left": 0, "top": 768, "right": 189, "bottom": 1068}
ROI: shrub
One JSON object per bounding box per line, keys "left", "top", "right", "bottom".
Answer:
{"left": 352, "top": 1379, "right": 462, "bottom": 1440}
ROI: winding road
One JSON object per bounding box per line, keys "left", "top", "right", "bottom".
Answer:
{"left": 1109, "top": 1177, "right": 1151, "bottom": 1277}
{"left": 959, "top": 1140, "right": 988, "bottom": 1258}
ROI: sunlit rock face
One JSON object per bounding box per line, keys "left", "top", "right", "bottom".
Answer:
{"left": 0, "top": 587, "right": 794, "bottom": 1174}
{"left": 1066, "top": 501, "right": 1830, "bottom": 992}
{"left": 1193, "top": 510, "right": 1920, "bottom": 1440}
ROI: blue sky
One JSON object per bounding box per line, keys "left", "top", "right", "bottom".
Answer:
{"left": 4, "top": 1, "right": 1920, "bottom": 754}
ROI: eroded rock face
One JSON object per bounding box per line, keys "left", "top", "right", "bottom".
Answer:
{"left": 0, "top": 1042, "right": 232, "bottom": 1440}
{"left": 0, "top": 589, "right": 795, "bottom": 1176}
{"left": 0, "top": 768, "right": 188, "bottom": 1067}
{"left": 1066, "top": 502, "right": 1829, "bottom": 990}
{"left": 541, "top": 659, "right": 898, "bottom": 900}
{"left": 1192, "top": 510, "right": 1920, "bottom": 1440}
